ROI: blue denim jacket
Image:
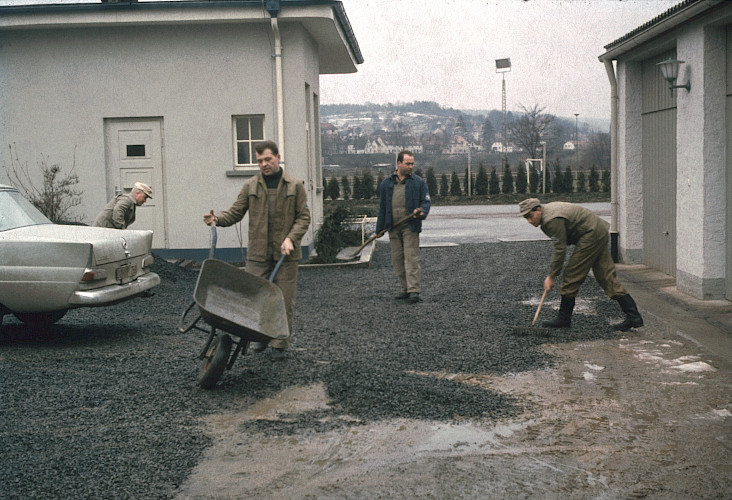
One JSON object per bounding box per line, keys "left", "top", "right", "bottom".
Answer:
{"left": 376, "top": 173, "right": 431, "bottom": 233}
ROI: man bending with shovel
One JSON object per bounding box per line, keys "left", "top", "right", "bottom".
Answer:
{"left": 519, "top": 198, "right": 643, "bottom": 331}
{"left": 377, "top": 150, "right": 431, "bottom": 304}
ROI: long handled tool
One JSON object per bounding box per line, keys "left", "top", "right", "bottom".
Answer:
{"left": 512, "top": 288, "right": 553, "bottom": 335}
{"left": 335, "top": 212, "right": 417, "bottom": 261}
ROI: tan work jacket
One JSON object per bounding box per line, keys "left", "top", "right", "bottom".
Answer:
{"left": 215, "top": 171, "right": 311, "bottom": 262}
{"left": 93, "top": 193, "right": 137, "bottom": 229}
{"left": 540, "top": 202, "right": 609, "bottom": 278}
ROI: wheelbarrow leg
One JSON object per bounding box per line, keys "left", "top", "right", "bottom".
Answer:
{"left": 227, "top": 339, "right": 248, "bottom": 370}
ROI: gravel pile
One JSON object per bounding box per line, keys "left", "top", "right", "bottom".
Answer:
{"left": 1, "top": 240, "right": 622, "bottom": 499}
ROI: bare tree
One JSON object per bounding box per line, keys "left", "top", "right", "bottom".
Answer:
{"left": 3, "top": 143, "right": 83, "bottom": 222}
{"left": 584, "top": 132, "right": 611, "bottom": 169}
{"left": 507, "top": 104, "right": 554, "bottom": 159}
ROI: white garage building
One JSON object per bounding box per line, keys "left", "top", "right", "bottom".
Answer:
{"left": 599, "top": 0, "right": 732, "bottom": 301}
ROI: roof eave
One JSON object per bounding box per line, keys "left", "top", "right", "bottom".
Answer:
{"left": 0, "top": 0, "right": 363, "bottom": 74}
{"left": 598, "top": 0, "right": 723, "bottom": 61}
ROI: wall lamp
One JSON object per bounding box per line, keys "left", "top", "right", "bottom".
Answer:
{"left": 656, "top": 58, "right": 690, "bottom": 95}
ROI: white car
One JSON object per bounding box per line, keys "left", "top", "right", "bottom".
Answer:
{"left": 0, "top": 184, "right": 160, "bottom": 327}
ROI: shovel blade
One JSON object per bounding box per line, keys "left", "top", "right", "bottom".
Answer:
{"left": 336, "top": 246, "right": 362, "bottom": 261}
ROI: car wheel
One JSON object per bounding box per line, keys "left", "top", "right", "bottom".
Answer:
{"left": 13, "top": 310, "right": 68, "bottom": 328}
{"left": 198, "top": 334, "right": 232, "bottom": 390}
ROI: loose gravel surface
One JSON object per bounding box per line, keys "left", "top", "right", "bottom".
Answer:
{"left": 0, "top": 241, "right": 649, "bottom": 499}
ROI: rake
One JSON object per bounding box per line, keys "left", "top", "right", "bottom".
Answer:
{"left": 512, "top": 289, "right": 554, "bottom": 335}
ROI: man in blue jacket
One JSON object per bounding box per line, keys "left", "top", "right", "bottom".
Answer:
{"left": 376, "top": 150, "right": 431, "bottom": 304}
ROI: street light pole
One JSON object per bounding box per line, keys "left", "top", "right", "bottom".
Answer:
{"left": 574, "top": 113, "right": 579, "bottom": 167}
{"left": 541, "top": 141, "right": 546, "bottom": 194}
{"left": 495, "top": 58, "right": 511, "bottom": 169}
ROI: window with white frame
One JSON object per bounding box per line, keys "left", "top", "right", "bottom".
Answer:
{"left": 233, "top": 115, "right": 265, "bottom": 168}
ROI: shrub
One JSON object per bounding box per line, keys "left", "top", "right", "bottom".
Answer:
{"left": 3, "top": 143, "right": 83, "bottom": 223}
{"left": 341, "top": 175, "right": 351, "bottom": 200}
{"left": 501, "top": 164, "right": 514, "bottom": 194}
{"left": 601, "top": 168, "right": 611, "bottom": 192}
{"left": 475, "top": 164, "right": 488, "bottom": 195}
{"left": 426, "top": 167, "right": 438, "bottom": 198}
{"left": 439, "top": 173, "right": 449, "bottom": 197}
{"left": 326, "top": 177, "right": 340, "bottom": 200}
{"left": 488, "top": 167, "right": 500, "bottom": 195}
{"left": 311, "top": 206, "right": 364, "bottom": 264}
{"left": 450, "top": 171, "right": 462, "bottom": 196}
{"left": 576, "top": 170, "right": 586, "bottom": 193}
{"left": 515, "top": 163, "right": 527, "bottom": 194}
{"left": 588, "top": 165, "right": 600, "bottom": 192}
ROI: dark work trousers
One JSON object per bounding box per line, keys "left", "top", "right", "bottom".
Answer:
{"left": 560, "top": 231, "right": 627, "bottom": 299}
{"left": 389, "top": 224, "right": 421, "bottom": 294}
{"left": 245, "top": 258, "right": 299, "bottom": 349}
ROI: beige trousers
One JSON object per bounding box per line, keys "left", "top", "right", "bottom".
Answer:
{"left": 245, "top": 258, "right": 299, "bottom": 349}
{"left": 560, "top": 231, "right": 627, "bottom": 299}
{"left": 389, "top": 225, "right": 421, "bottom": 294}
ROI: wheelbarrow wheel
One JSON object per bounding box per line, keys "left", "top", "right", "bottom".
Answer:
{"left": 198, "top": 334, "right": 232, "bottom": 389}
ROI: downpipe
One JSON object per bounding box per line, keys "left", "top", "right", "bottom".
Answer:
{"left": 603, "top": 58, "right": 620, "bottom": 263}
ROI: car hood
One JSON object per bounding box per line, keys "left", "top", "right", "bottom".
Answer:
{"left": 0, "top": 224, "right": 154, "bottom": 264}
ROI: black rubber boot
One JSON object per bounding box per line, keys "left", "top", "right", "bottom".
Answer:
{"left": 613, "top": 294, "right": 644, "bottom": 331}
{"left": 543, "top": 295, "right": 575, "bottom": 328}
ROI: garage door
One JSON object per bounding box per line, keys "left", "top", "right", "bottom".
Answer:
{"left": 641, "top": 51, "right": 677, "bottom": 277}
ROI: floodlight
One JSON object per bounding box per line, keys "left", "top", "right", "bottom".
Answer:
{"left": 495, "top": 58, "right": 511, "bottom": 72}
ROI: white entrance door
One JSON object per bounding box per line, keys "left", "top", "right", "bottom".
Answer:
{"left": 104, "top": 118, "right": 166, "bottom": 248}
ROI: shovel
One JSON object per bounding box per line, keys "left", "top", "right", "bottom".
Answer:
{"left": 335, "top": 212, "right": 417, "bottom": 261}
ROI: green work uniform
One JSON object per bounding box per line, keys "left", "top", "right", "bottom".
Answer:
{"left": 540, "top": 202, "right": 627, "bottom": 299}
{"left": 93, "top": 193, "right": 137, "bottom": 229}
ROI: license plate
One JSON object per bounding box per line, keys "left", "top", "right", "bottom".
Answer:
{"left": 115, "top": 264, "right": 137, "bottom": 281}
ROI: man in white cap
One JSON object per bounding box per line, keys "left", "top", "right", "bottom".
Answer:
{"left": 519, "top": 197, "right": 643, "bottom": 331}
{"left": 93, "top": 182, "right": 152, "bottom": 229}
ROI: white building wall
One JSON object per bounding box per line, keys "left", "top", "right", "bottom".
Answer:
{"left": 616, "top": 60, "right": 644, "bottom": 263}
{"left": 675, "top": 24, "right": 727, "bottom": 298}
{"left": 0, "top": 21, "right": 325, "bottom": 256}
{"left": 279, "top": 24, "right": 321, "bottom": 251}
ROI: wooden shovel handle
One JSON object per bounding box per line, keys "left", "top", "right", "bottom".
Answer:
{"left": 350, "top": 212, "right": 419, "bottom": 255}
{"left": 531, "top": 289, "right": 548, "bottom": 326}
{"left": 375, "top": 212, "right": 417, "bottom": 238}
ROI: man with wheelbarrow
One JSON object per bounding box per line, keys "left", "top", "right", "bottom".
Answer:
{"left": 519, "top": 198, "right": 643, "bottom": 331}
{"left": 377, "top": 150, "right": 431, "bottom": 304}
{"left": 204, "top": 140, "right": 311, "bottom": 360}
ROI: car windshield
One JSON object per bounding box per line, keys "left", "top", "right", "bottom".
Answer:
{"left": 0, "top": 189, "right": 53, "bottom": 231}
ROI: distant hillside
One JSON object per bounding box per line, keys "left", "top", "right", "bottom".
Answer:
{"left": 321, "top": 101, "right": 609, "bottom": 133}
{"left": 321, "top": 101, "right": 464, "bottom": 118}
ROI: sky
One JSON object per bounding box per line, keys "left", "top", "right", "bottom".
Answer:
{"left": 0, "top": 0, "right": 681, "bottom": 123}
{"left": 320, "top": 0, "right": 681, "bottom": 122}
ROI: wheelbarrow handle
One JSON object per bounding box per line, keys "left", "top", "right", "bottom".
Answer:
{"left": 178, "top": 300, "right": 202, "bottom": 333}
{"left": 269, "top": 253, "right": 286, "bottom": 282}
{"left": 208, "top": 225, "right": 217, "bottom": 260}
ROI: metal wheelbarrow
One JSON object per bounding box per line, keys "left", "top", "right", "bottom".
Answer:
{"left": 178, "top": 226, "right": 289, "bottom": 389}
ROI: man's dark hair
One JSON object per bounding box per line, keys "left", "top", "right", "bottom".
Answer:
{"left": 255, "top": 140, "right": 279, "bottom": 156}
{"left": 397, "top": 150, "right": 414, "bottom": 163}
